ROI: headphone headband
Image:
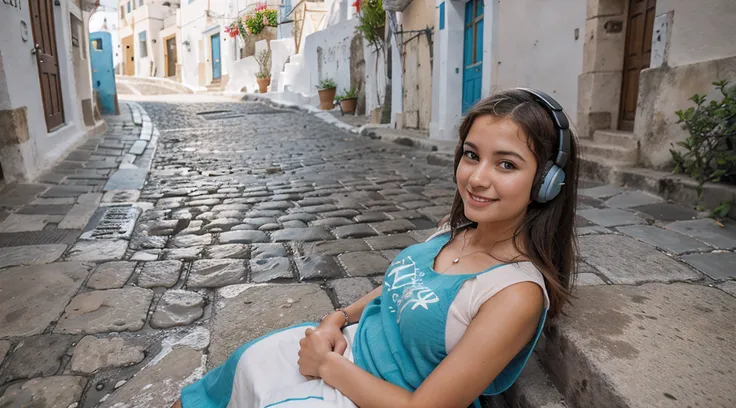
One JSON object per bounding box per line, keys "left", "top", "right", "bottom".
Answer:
{"left": 517, "top": 88, "right": 571, "bottom": 169}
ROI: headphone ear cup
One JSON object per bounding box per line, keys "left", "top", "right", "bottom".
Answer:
{"left": 536, "top": 163, "right": 566, "bottom": 203}
{"left": 534, "top": 161, "right": 555, "bottom": 202}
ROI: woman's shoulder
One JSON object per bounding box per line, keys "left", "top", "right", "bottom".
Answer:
{"left": 424, "top": 222, "right": 452, "bottom": 242}
{"left": 473, "top": 262, "right": 550, "bottom": 309}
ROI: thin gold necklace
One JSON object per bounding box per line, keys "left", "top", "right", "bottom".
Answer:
{"left": 441, "top": 230, "right": 496, "bottom": 274}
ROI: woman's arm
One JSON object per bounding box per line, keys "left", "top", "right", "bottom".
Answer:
{"left": 320, "top": 286, "right": 382, "bottom": 328}
{"left": 318, "top": 282, "right": 544, "bottom": 408}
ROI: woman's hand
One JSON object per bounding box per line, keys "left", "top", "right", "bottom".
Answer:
{"left": 298, "top": 328, "right": 334, "bottom": 379}
{"left": 312, "top": 312, "right": 348, "bottom": 355}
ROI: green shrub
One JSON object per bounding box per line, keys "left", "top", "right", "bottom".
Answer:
{"left": 671, "top": 79, "right": 736, "bottom": 218}
{"left": 355, "top": 0, "right": 385, "bottom": 49}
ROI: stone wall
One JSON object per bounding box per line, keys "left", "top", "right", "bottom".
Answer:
{"left": 240, "top": 27, "right": 277, "bottom": 59}
{"left": 636, "top": 55, "right": 736, "bottom": 169}
{"left": 397, "top": 0, "right": 433, "bottom": 130}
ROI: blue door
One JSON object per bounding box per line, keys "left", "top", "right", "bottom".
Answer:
{"left": 462, "top": 0, "right": 484, "bottom": 114}
{"left": 90, "top": 31, "right": 118, "bottom": 115}
{"left": 211, "top": 33, "right": 221, "bottom": 80}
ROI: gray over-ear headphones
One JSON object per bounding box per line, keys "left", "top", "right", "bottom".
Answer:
{"left": 517, "top": 88, "right": 571, "bottom": 203}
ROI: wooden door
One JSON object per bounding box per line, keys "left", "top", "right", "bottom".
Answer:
{"left": 29, "top": 0, "right": 64, "bottom": 131}
{"left": 211, "top": 34, "right": 221, "bottom": 80}
{"left": 619, "top": 0, "right": 656, "bottom": 131}
{"left": 166, "top": 37, "right": 177, "bottom": 78}
{"left": 122, "top": 35, "right": 135, "bottom": 76}
{"left": 462, "top": 0, "right": 484, "bottom": 114}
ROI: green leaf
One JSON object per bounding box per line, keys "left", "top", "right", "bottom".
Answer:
{"left": 711, "top": 201, "right": 733, "bottom": 218}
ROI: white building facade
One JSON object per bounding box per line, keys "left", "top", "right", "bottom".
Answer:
{"left": 430, "top": 0, "right": 586, "bottom": 141}
{"left": 1, "top": 0, "right": 104, "bottom": 183}
{"left": 118, "top": 0, "right": 181, "bottom": 78}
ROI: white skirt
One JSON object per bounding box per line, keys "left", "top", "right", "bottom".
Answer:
{"left": 182, "top": 323, "right": 360, "bottom": 408}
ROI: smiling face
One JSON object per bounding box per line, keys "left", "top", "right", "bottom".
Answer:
{"left": 456, "top": 115, "right": 538, "bottom": 226}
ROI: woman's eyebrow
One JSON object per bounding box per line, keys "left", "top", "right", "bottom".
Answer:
{"left": 495, "top": 150, "right": 527, "bottom": 162}
{"left": 464, "top": 142, "right": 527, "bottom": 162}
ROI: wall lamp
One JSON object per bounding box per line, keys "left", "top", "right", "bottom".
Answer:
{"left": 183, "top": 40, "right": 191, "bottom": 52}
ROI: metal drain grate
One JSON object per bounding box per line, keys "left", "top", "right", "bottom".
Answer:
{"left": 0, "top": 230, "right": 81, "bottom": 247}
{"left": 196, "top": 110, "right": 231, "bottom": 115}
{"left": 80, "top": 205, "right": 141, "bottom": 240}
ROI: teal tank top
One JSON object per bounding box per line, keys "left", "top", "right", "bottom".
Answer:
{"left": 352, "top": 231, "right": 548, "bottom": 396}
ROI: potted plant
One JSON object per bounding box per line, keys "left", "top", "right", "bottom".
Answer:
{"left": 255, "top": 49, "right": 271, "bottom": 93}
{"left": 336, "top": 87, "right": 359, "bottom": 114}
{"left": 317, "top": 78, "right": 337, "bottom": 110}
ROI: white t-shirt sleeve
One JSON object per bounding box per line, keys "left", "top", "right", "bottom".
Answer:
{"left": 445, "top": 262, "right": 550, "bottom": 353}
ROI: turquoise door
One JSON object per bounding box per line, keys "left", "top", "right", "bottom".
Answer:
{"left": 211, "top": 33, "right": 221, "bottom": 79}
{"left": 90, "top": 31, "right": 118, "bottom": 114}
{"left": 462, "top": 0, "right": 484, "bottom": 114}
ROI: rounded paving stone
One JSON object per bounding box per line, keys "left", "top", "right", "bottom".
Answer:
{"left": 87, "top": 261, "right": 137, "bottom": 289}
{"left": 219, "top": 230, "right": 269, "bottom": 244}
{"left": 250, "top": 257, "right": 294, "bottom": 283}
{"left": 70, "top": 336, "right": 145, "bottom": 374}
{"left": 137, "top": 260, "right": 183, "bottom": 288}
{"left": 151, "top": 290, "right": 205, "bottom": 328}
{"left": 188, "top": 259, "right": 247, "bottom": 288}
{"left": 204, "top": 244, "right": 249, "bottom": 259}
{"left": 0, "top": 376, "right": 87, "bottom": 407}
{"left": 55, "top": 288, "right": 154, "bottom": 334}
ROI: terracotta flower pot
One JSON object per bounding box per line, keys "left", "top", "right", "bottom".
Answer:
{"left": 257, "top": 77, "right": 271, "bottom": 93}
{"left": 339, "top": 98, "right": 358, "bottom": 114}
{"left": 318, "top": 87, "right": 337, "bottom": 110}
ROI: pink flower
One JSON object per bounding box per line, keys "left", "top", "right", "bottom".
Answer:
{"left": 263, "top": 14, "right": 268, "bottom": 25}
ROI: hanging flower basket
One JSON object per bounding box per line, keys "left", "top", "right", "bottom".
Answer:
{"left": 226, "top": 1, "right": 278, "bottom": 39}
{"left": 383, "top": 0, "right": 413, "bottom": 11}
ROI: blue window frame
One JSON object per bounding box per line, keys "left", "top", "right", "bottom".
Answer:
{"left": 280, "top": 0, "right": 293, "bottom": 20}
{"left": 127, "top": 2, "right": 131, "bottom": 13}
{"left": 139, "top": 31, "right": 148, "bottom": 58}
{"left": 439, "top": 2, "right": 445, "bottom": 31}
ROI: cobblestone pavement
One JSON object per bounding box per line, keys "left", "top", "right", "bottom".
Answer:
{"left": 116, "top": 76, "right": 194, "bottom": 97}
{"left": 0, "top": 99, "right": 734, "bottom": 407}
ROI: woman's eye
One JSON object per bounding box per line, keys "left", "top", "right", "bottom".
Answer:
{"left": 499, "top": 161, "right": 516, "bottom": 170}
{"left": 463, "top": 150, "right": 479, "bottom": 160}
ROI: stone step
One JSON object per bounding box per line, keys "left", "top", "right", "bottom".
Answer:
{"left": 537, "top": 283, "right": 736, "bottom": 408}
{"left": 578, "top": 156, "right": 629, "bottom": 185}
{"left": 500, "top": 353, "right": 567, "bottom": 408}
{"left": 592, "top": 130, "right": 638, "bottom": 150}
{"left": 578, "top": 139, "right": 638, "bottom": 165}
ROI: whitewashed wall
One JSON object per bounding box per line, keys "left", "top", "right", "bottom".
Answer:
{"left": 493, "top": 0, "right": 585, "bottom": 119}
{"left": 0, "top": 0, "right": 87, "bottom": 181}
{"left": 656, "top": 0, "right": 736, "bottom": 67}
{"left": 302, "top": 18, "right": 359, "bottom": 95}
{"left": 431, "top": 0, "right": 584, "bottom": 141}
{"left": 430, "top": 0, "right": 465, "bottom": 141}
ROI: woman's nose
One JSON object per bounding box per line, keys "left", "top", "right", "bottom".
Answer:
{"left": 468, "top": 163, "right": 492, "bottom": 189}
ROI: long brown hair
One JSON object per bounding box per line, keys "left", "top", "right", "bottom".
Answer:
{"left": 448, "top": 89, "right": 579, "bottom": 318}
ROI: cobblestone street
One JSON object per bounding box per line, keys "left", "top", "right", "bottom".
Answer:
{"left": 0, "top": 99, "right": 734, "bottom": 407}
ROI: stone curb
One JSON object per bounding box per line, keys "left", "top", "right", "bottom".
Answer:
{"left": 582, "top": 157, "right": 736, "bottom": 220}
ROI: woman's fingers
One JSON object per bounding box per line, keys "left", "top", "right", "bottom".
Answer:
{"left": 333, "top": 336, "right": 348, "bottom": 355}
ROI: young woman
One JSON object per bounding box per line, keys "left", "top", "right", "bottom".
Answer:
{"left": 173, "top": 88, "right": 579, "bottom": 408}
